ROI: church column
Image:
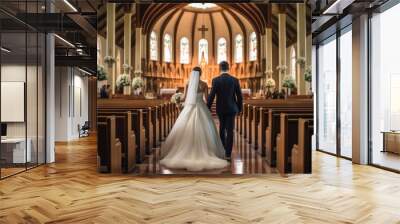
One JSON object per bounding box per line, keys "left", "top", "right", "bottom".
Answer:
{"left": 124, "top": 7, "right": 132, "bottom": 75}
{"left": 134, "top": 3, "right": 143, "bottom": 78}
{"left": 106, "top": 3, "right": 116, "bottom": 94}
{"left": 296, "top": 3, "right": 307, "bottom": 95}
{"left": 265, "top": 5, "right": 273, "bottom": 79}
{"left": 278, "top": 7, "right": 287, "bottom": 91}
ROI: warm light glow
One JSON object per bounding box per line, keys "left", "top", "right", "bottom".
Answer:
{"left": 188, "top": 3, "right": 217, "bottom": 10}
{"left": 200, "top": 52, "right": 207, "bottom": 69}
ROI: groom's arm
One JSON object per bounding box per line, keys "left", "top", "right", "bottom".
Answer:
{"left": 235, "top": 79, "right": 243, "bottom": 113}
{"left": 207, "top": 79, "right": 217, "bottom": 110}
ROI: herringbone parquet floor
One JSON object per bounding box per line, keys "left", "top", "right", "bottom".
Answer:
{"left": 1, "top": 135, "right": 400, "bottom": 223}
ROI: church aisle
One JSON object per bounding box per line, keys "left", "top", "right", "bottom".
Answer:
{"left": 1, "top": 135, "right": 400, "bottom": 223}
{"left": 137, "top": 131, "right": 276, "bottom": 175}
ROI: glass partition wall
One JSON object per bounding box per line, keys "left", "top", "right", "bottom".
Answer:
{"left": 370, "top": 3, "right": 400, "bottom": 171}
{"left": 0, "top": 1, "right": 46, "bottom": 179}
{"left": 316, "top": 26, "right": 353, "bottom": 159}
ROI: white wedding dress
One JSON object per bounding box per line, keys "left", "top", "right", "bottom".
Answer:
{"left": 160, "top": 71, "right": 228, "bottom": 171}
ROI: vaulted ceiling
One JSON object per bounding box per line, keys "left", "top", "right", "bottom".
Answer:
{"left": 97, "top": 3, "right": 311, "bottom": 48}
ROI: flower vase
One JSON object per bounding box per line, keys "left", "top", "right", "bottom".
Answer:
{"left": 97, "top": 80, "right": 107, "bottom": 92}
{"left": 123, "top": 86, "right": 131, "bottom": 95}
{"left": 133, "top": 88, "right": 142, "bottom": 96}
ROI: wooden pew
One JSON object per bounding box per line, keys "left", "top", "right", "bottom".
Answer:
{"left": 97, "top": 112, "right": 136, "bottom": 172}
{"left": 276, "top": 113, "right": 313, "bottom": 174}
{"left": 241, "top": 99, "right": 313, "bottom": 153}
{"left": 97, "top": 99, "right": 168, "bottom": 162}
{"left": 291, "top": 119, "right": 314, "bottom": 173}
{"left": 264, "top": 108, "right": 313, "bottom": 163}
{"left": 143, "top": 108, "right": 154, "bottom": 154}
{"left": 97, "top": 116, "right": 122, "bottom": 173}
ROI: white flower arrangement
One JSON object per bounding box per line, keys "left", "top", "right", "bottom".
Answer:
{"left": 116, "top": 74, "right": 131, "bottom": 89}
{"left": 304, "top": 66, "right": 312, "bottom": 83}
{"left": 296, "top": 57, "right": 306, "bottom": 66}
{"left": 282, "top": 75, "right": 296, "bottom": 89}
{"left": 170, "top": 92, "right": 183, "bottom": 104}
{"left": 104, "top": 56, "right": 115, "bottom": 65}
{"left": 276, "top": 65, "right": 287, "bottom": 72}
{"left": 122, "top": 63, "right": 132, "bottom": 72}
{"left": 265, "top": 78, "right": 276, "bottom": 88}
{"left": 131, "top": 76, "right": 144, "bottom": 90}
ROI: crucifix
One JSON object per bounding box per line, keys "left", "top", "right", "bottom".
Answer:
{"left": 198, "top": 25, "right": 208, "bottom": 38}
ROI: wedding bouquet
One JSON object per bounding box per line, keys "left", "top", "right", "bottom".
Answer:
{"left": 97, "top": 65, "right": 107, "bottom": 81}
{"left": 171, "top": 92, "right": 184, "bottom": 110}
{"left": 282, "top": 75, "right": 296, "bottom": 89}
{"left": 131, "top": 76, "right": 144, "bottom": 90}
{"left": 265, "top": 78, "right": 276, "bottom": 89}
{"left": 116, "top": 74, "right": 131, "bottom": 89}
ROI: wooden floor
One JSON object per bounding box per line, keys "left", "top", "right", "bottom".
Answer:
{"left": 1, "top": 135, "right": 400, "bottom": 223}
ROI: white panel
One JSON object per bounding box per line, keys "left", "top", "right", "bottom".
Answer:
{"left": 1, "top": 82, "right": 25, "bottom": 122}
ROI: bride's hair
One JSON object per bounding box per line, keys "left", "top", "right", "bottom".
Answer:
{"left": 193, "top": 66, "right": 202, "bottom": 76}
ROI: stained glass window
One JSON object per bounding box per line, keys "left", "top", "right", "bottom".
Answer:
{"left": 164, "top": 33, "right": 172, "bottom": 62}
{"left": 150, "top": 31, "right": 157, "bottom": 61}
{"left": 249, "top": 32, "right": 257, "bottom": 61}
{"left": 198, "top": 38, "right": 208, "bottom": 64}
{"left": 217, "top": 38, "right": 227, "bottom": 63}
{"left": 235, "top": 34, "right": 243, "bottom": 63}
{"left": 180, "top": 37, "right": 189, "bottom": 64}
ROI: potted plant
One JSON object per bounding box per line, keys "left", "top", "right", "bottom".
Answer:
{"left": 282, "top": 75, "right": 296, "bottom": 97}
{"left": 131, "top": 76, "right": 144, "bottom": 96}
{"left": 116, "top": 74, "right": 131, "bottom": 95}
{"left": 264, "top": 78, "right": 276, "bottom": 99}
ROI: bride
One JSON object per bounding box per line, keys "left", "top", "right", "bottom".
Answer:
{"left": 160, "top": 67, "right": 228, "bottom": 171}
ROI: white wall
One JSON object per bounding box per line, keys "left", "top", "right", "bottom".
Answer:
{"left": 55, "top": 67, "right": 89, "bottom": 141}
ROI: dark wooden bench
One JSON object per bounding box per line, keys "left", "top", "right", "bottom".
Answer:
{"left": 291, "top": 119, "right": 314, "bottom": 173}
{"left": 276, "top": 113, "right": 313, "bottom": 174}
{"left": 97, "top": 116, "right": 122, "bottom": 173}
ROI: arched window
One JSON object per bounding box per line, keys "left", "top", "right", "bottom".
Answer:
{"left": 249, "top": 32, "right": 257, "bottom": 61}
{"left": 180, "top": 37, "right": 189, "bottom": 64}
{"left": 198, "top": 38, "right": 208, "bottom": 64}
{"left": 235, "top": 34, "right": 243, "bottom": 63}
{"left": 290, "top": 47, "right": 296, "bottom": 80}
{"left": 217, "top": 38, "right": 227, "bottom": 64}
{"left": 150, "top": 31, "right": 158, "bottom": 61}
{"left": 164, "top": 33, "right": 172, "bottom": 62}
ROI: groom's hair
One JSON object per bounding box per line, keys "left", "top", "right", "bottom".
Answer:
{"left": 219, "top": 61, "right": 229, "bottom": 72}
{"left": 193, "top": 66, "right": 202, "bottom": 76}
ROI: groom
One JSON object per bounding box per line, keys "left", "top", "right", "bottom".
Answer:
{"left": 207, "top": 61, "right": 243, "bottom": 160}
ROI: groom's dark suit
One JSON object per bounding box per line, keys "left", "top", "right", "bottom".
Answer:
{"left": 207, "top": 73, "right": 243, "bottom": 157}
